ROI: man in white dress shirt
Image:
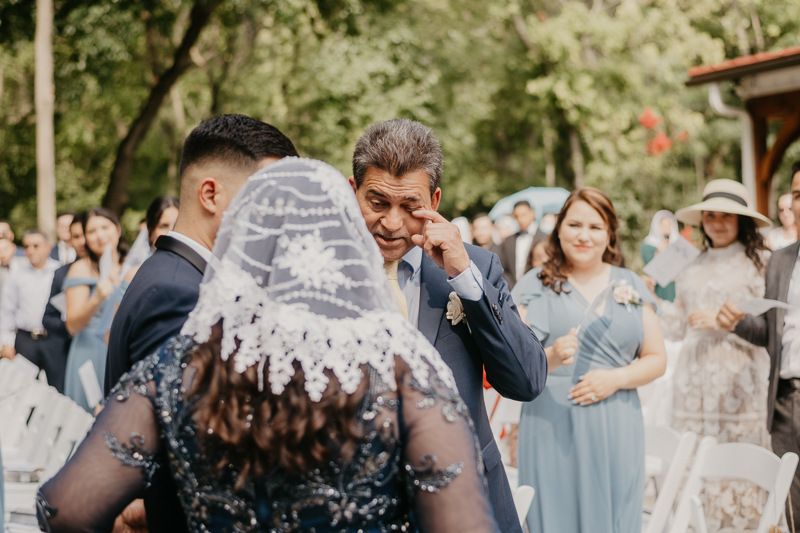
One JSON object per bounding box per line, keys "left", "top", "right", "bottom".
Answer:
{"left": 718, "top": 159, "right": 800, "bottom": 527}
{"left": 0, "top": 230, "right": 61, "bottom": 387}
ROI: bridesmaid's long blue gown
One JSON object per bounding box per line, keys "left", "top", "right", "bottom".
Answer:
{"left": 63, "top": 278, "right": 110, "bottom": 413}
{"left": 512, "top": 266, "right": 656, "bottom": 533}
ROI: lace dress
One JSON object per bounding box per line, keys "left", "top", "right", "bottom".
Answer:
{"left": 36, "top": 336, "right": 500, "bottom": 533}
{"left": 661, "top": 241, "right": 771, "bottom": 532}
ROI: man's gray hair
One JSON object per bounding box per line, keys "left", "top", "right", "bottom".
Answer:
{"left": 352, "top": 118, "right": 443, "bottom": 195}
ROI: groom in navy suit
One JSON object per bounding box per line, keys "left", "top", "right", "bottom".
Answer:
{"left": 106, "top": 114, "right": 298, "bottom": 533}
{"left": 350, "top": 118, "right": 547, "bottom": 533}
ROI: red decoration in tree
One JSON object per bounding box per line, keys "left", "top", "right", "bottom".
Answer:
{"left": 676, "top": 130, "right": 690, "bottom": 142}
{"left": 638, "top": 107, "right": 662, "bottom": 130}
{"left": 646, "top": 131, "right": 673, "bottom": 156}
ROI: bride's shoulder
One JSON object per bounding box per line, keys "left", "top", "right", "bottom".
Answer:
{"left": 111, "top": 335, "right": 196, "bottom": 400}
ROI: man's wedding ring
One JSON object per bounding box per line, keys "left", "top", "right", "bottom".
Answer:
{"left": 590, "top": 395, "right": 596, "bottom": 401}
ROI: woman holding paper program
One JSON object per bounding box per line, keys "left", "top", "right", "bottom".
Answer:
{"left": 511, "top": 188, "right": 666, "bottom": 533}
{"left": 662, "top": 179, "right": 771, "bottom": 532}
{"left": 63, "top": 208, "right": 127, "bottom": 413}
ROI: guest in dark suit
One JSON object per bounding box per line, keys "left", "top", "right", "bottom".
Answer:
{"left": 41, "top": 214, "right": 86, "bottom": 393}
{"left": 49, "top": 212, "right": 77, "bottom": 265}
{"left": 349, "top": 118, "right": 547, "bottom": 533}
{"left": 718, "top": 160, "right": 800, "bottom": 527}
{"left": 105, "top": 114, "right": 298, "bottom": 533}
{"left": 497, "top": 201, "right": 547, "bottom": 289}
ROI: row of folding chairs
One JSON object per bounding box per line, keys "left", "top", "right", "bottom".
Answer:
{"left": 0, "top": 357, "right": 95, "bottom": 530}
{"left": 644, "top": 425, "right": 798, "bottom": 533}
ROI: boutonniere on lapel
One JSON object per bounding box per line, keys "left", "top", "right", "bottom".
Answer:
{"left": 612, "top": 280, "right": 642, "bottom": 313}
{"left": 446, "top": 292, "right": 470, "bottom": 332}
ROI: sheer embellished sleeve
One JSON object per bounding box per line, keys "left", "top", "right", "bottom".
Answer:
{"left": 396, "top": 360, "right": 500, "bottom": 533}
{"left": 37, "top": 357, "right": 161, "bottom": 533}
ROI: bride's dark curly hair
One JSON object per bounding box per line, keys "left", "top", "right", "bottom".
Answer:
{"left": 539, "top": 187, "right": 625, "bottom": 294}
{"left": 699, "top": 214, "right": 768, "bottom": 274}
{"left": 189, "top": 323, "right": 369, "bottom": 489}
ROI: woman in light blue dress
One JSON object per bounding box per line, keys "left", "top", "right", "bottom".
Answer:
{"left": 63, "top": 208, "right": 125, "bottom": 413}
{"left": 512, "top": 188, "right": 667, "bottom": 533}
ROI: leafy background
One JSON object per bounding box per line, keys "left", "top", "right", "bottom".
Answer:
{"left": 2, "top": 0, "right": 800, "bottom": 268}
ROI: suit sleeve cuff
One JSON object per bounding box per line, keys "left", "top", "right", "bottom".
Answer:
{"left": 448, "top": 261, "right": 484, "bottom": 301}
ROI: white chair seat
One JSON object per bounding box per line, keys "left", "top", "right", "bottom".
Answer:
{"left": 668, "top": 437, "right": 799, "bottom": 533}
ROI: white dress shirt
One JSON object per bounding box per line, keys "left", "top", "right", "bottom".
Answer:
{"left": 397, "top": 246, "right": 484, "bottom": 328}
{"left": 56, "top": 241, "right": 77, "bottom": 265}
{"left": 0, "top": 258, "right": 60, "bottom": 346}
{"left": 514, "top": 222, "right": 538, "bottom": 281}
{"left": 166, "top": 231, "right": 213, "bottom": 263}
{"left": 781, "top": 248, "right": 800, "bottom": 379}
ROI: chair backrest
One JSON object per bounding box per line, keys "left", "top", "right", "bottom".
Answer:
{"left": 0, "top": 381, "right": 55, "bottom": 453}
{"left": 669, "top": 436, "right": 800, "bottom": 533}
{"left": 644, "top": 430, "right": 697, "bottom": 533}
{"left": 41, "top": 401, "right": 95, "bottom": 482}
{"left": 15, "top": 390, "right": 73, "bottom": 466}
{"left": 513, "top": 485, "right": 535, "bottom": 528}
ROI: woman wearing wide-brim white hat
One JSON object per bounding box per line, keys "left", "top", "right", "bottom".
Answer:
{"left": 662, "top": 178, "right": 773, "bottom": 530}
{"left": 675, "top": 178, "right": 772, "bottom": 228}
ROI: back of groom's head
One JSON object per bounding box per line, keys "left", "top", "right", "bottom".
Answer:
{"left": 180, "top": 114, "right": 298, "bottom": 180}
{"left": 174, "top": 115, "right": 298, "bottom": 247}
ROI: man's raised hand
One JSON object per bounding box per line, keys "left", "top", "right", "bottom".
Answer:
{"left": 410, "top": 210, "right": 471, "bottom": 278}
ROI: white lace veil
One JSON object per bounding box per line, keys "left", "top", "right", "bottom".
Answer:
{"left": 181, "top": 158, "right": 456, "bottom": 401}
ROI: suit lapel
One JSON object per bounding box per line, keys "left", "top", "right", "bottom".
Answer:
{"left": 775, "top": 241, "right": 800, "bottom": 338}
{"left": 418, "top": 255, "right": 449, "bottom": 344}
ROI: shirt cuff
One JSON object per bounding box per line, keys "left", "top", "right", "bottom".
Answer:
{"left": 448, "top": 261, "right": 485, "bottom": 301}
{"left": 2, "top": 332, "right": 16, "bottom": 348}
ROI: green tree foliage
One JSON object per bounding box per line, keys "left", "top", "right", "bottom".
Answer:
{"left": 2, "top": 0, "right": 800, "bottom": 263}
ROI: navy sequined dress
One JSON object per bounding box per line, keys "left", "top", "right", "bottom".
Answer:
{"left": 36, "top": 336, "right": 499, "bottom": 533}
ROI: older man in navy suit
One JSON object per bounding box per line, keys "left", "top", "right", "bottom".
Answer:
{"left": 349, "top": 118, "right": 547, "bottom": 533}
{"left": 106, "top": 114, "right": 298, "bottom": 533}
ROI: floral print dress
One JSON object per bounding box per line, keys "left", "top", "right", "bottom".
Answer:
{"left": 661, "top": 241, "right": 771, "bottom": 532}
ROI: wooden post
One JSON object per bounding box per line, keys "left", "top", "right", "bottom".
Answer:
{"left": 34, "top": 0, "right": 56, "bottom": 242}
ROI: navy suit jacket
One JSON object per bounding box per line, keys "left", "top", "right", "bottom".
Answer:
{"left": 105, "top": 236, "right": 204, "bottom": 533}
{"left": 105, "top": 237, "right": 205, "bottom": 394}
{"left": 418, "top": 244, "right": 547, "bottom": 533}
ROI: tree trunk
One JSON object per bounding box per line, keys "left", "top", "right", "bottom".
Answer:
{"left": 750, "top": 9, "right": 765, "bottom": 52}
{"left": 542, "top": 116, "right": 556, "bottom": 187}
{"left": 694, "top": 153, "right": 705, "bottom": 196}
{"left": 166, "top": 85, "right": 186, "bottom": 197}
{"left": 35, "top": 0, "right": 56, "bottom": 241}
{"left": 570, "top": 128, "right": 585, "bottom": 189}
{"left": 103, "top": 0, "right": 221, "bottom": 215}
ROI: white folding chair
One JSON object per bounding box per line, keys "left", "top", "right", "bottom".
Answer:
{"left": 669, "top": 436, "right": 799, "bottom": 533}
{"left": 5, "top": 392, "right": 73, "bottom": 473}
{"left": 514, "top": 485, "right": 535, "bottom": 529}
{"left": 5, "top": 397, "right": 95, "bottom": 515}
{"left": 1, "top": 382, "right": 55, "bottom": 457}
{"left": 643, "top": 427, "right": 696, "bottom": 533}
{"left": 39, "top": 402, "right": 94, "bottom": 483}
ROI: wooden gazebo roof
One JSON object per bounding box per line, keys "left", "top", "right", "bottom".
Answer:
{"left": 687, "top": 47, "right": 800, "bottom": 215}
{"left": 687, "top": 46, "right": 800, "bottom": 87}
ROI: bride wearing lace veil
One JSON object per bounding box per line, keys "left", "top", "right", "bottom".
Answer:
{"left": 36, "top": 158, "right": 500, "bottom": 533}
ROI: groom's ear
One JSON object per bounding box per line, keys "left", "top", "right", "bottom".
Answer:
{"left": 197, "top": 177, "right": 223, "bottom": 215}
{"left": 348, "top": 176, "right": 358, "bottom": 194}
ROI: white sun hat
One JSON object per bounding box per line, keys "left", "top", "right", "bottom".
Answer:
{"left": 675, "top": 179, "right": 772, "bottom": 229}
